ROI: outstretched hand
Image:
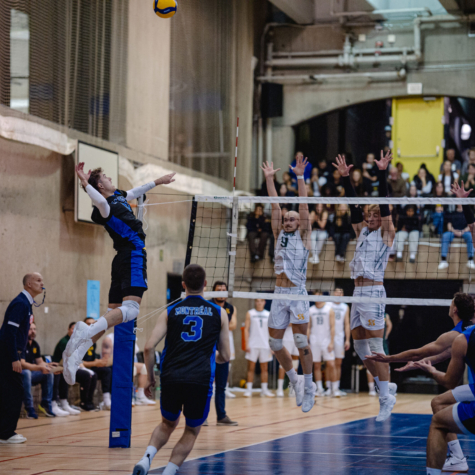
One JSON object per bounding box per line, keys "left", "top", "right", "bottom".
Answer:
{"left": 332, "top": 154, "right": 353, "bottom": 177}
{"left": 365, "top": 352, "right": 390, "bottom": 363}
{"left": 157, "top": 172, "right": 176, "bottom": 186}
{"left": 374, "top": 150, "right": 393, "bottom": 171}
{"left": 260, "top": 161, "right": 281, "bottom": 179}
{"left": 451, "top": 180, "right": 472, "bottom": 198}
{"left": 291, "top": 155, "right": 309, "bottom": 177}
{"left": 395, "top": 361, "right": 417, "bottom": 373}
{"left": 75, "top": 162, "right": 91, "bottom": 184}
{"left": 413, "top": 359, "right": 434, "bottom": 374}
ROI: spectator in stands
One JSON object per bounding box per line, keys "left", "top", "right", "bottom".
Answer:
{"left": 388, "top": 166, "right": 407, "bottom": 197}
{"left": 440, "top": 148, "right": 462, "bottom": 174}
{"left": 309, "top": 204, "right": 328, "bottom": 265}
{"left": 310, "top": 167, "right": 326, "bottom": 196}
{"left": 396, "top": 162, "right": 410, "bottom": 183}
{"left": 420, "top": 163, "right": 436, "bottom": 188}
{"left": 351, "top": 168, "right": 366, "bottom": 197}
{"left": 462, "top": 163, "right": 475, "bottom": 194}
{"left": 246, "top": 204, "right": 269, "bottom": 263}
{"left": 429, "top": 182, "right": 446, "bottom": 236}
{"left": 413, "top": 166, "right": 433, "bottom": 196}
{"left": 82, "top": 318, "right": 113, "bottom": 410}
{"left": 52, "top": 322, "right": 96, "bottom": 413}
{"left": 461, "top": 147, "right": 475, "bottom": 175}
{"left": 333, "top": 204, "right": 353, "bottom": 263}
{"left": 289, "top": 151, "right": 312, "bottom": 182}
{"left": 259, "top": 174, "right": 280, "bottom": 197}
{"left": 362, "top": 153, "right": 379, "bottom": 195}
{"left": 282, "top": 171, "right": 297, "bottom": 195}
{"left": 329, "top": 169, "right": 345, "bottom": 197}
{"left": 394, "top": 205, "right": 421, "bottom": 263}
{"left": 438, "top": 160, "right": 459, "bottom": 194}
{"left": 439, "top": 204, "right": 475, "bottom": 270}
{"left": 21, "top": 322, "right": 56, "bottom": 419}
{"left": 317, "top": 158, "right": 331, "bottom": 181}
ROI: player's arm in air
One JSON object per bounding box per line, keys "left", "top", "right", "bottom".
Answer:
{"left": 229, "top": 306, "right": 237, "bottom": 332}
{"left": 366, "top": 330, "right": 457, "bottom": 363}
{"left": 328, "top": 308, "right": 335, "bottom": 353}
{"left": 143, "top": 310, "right": 168, "bottom": 398}
{"left": 374, "top": 150, "right": 396, "bottom": 247}
{"left": 216, "top": 308, "right": 231, "bottom": 364}
{"left": 292, "top": 155, "right": 312, "bottom": 249}
{"left": 125, "top": 173, "right": 177, "bottom": 202}
{"left": 260, "top": 162, "right": 282, "bottom": 239}
{"left": 333, "top": 155, "right": 365, "bottom": 238}
{"left": 414, "top": 334, "right": 467, "bottom": 389}
{"left": 244, "top": 311, "right": 251, "bottom": 352}
{"left": 76, "top": 162, "right": 110, "bottom": 218}
{"left": 344, "top": 306, "right": 351, "bottom": 351}
{"left": 451, "top": 181, "right": 475, "bottom": 239}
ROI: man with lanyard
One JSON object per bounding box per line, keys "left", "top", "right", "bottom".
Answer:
{"left": 208, "top": 281, "right": 238, "bottom": 426}
{"left": 63, "top": 163, "right": 176, "bottom": 384}
{"left": 0, "top": 273, "right": 45, "bottom": 444}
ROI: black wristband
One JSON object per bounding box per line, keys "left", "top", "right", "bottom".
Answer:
{"left": 463, "top": 205, "right": 475, "bottom": 225}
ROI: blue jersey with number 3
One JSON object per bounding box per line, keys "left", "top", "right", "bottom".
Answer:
{"left": 160, "top": 295, "right": 222, "bottom": 387}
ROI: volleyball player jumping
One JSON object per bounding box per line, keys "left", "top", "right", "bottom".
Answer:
{"left": 333, "top": 151, "right": 396, "bottom": 421}
{"left": 62, "top": 163, "right": 176, "bottom": 385}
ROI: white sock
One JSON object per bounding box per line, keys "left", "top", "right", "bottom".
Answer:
{"left": 144, "top": 445, "right": 158, "bottom": 462}
{"left": 261, "top": 382, "right": 268, "bottom": 392}
{"left": 304, "top": 374, "right": 313, "bottom": 389}
{"left": 277, "top": 379, "right": 284, "bottom": 391}
{"left": 286, "top": 368, "right": 298, "bottom": 385}
{"left": 336, "top": 380, "right": 340, "bottom": 390}
{"left": 426, "top": 469, "right": 441, "bottom": 475}
{"left": 87, "top": 316, "right": 108, "bottom": 339}
{"left": 246, "top": 382, "right": 253, "bottom": 391}
{"left": 316, "top": 380, "right": 323, "bottom": 391}
{"left": 137, "top": 388, "right": 145, "bottom": 398}
{"left": 163, "top": 462, "right": 179, "bottom": 475}
{"left": 103, "top": 392, "right": 111, "bottom": 405}
{"left": 368, "top": 382, "right": 375, "bottom": 391}
{"left": 60, "top": 399, "right": 69, "bottom": 408}
{"left": 448, "top": 439, "right": 464, "bottom": 459}
{"left": 326, "top": 380, "right": 331, "bottom": 389}
{"left": 332, "top": 381, "right": 339, "bottom": 392}
{"left": 374, "top": 376, "right": 380, "bottom": 390}
{"left": 378, "top": 380, "right": 389, "bottom": 397}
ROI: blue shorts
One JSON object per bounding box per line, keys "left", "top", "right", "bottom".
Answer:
{"left": 160, "top": 383, "right": 212, "bottom": 428}
{"left": 453, "top": 400, "right": 475, "bottom": 435}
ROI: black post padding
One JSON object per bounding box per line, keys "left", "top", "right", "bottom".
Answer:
{"left": 185, "top": 199, "right": 198, "bottom": 267}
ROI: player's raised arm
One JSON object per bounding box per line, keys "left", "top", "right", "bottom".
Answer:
{"left": 125, "top": 173, "right": 177, "bottom": 202}
{"left": 260, "top": 162, "right": 282, "bottom": 238}
{"left": 333, "top": 155, "right": 364, "bottom": 238}
{"left": 216, "top": 308, "right": 230, "bottom": 363}
{"left": 292, "top": 156, "right": 311, "bottom": 246}
{"left": 76, "top": 162, "right": 110, "bottom": 218}
{"left": 375, "top": 150, "right": 396, "bottom": 247}
{"left": 144, "top": 310, "right": 168, "bottom": 394}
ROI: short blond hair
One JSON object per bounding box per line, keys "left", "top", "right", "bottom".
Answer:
{"left": 368, "top": 204, "right": 380, "bottom": 214}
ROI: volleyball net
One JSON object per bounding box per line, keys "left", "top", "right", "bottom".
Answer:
{"left": 185, "top": 195, "right": 475, "bottom": 307}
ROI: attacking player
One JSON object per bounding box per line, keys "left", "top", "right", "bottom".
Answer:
{"left": 261, "top": 156, "right": 316, "bottom": 412}
{"left": 63, "top": 163, "right": 176, "bottom": 385}
{"left": 331, "top": 288, "right": 351, "bottom": 396}
{"left": 333, "top": 151, "right": 396, "bottom": 421}
{"left": 133, "top": 264, "right": 230, "bottom": 475}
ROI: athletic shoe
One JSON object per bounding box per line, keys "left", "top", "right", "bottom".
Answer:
{"left": 316, "top": 388, "right": 325, "bottom": 397}
{"left": 52, "top": 401, "right": 69, "bottom": 417}
{"left": 80, "top": 402, "right": 98, "bottom": 412}
{"left": 133, "top": 456, "right": 151, "bottom": 475}
{"left": 409, "top": 258, "right": 416, "bottom": 264}
{"left": 288, "top": 386, "right": 295, "bottom": 397}
{"left": 290, "top": 375, "right": 305, "bottom": 407}
{"left": 276, "top": 389, "right": 284, "bottom": 397}
{"left": 135, "top": 396, "right": 156, "bottom": 406}
{"left": 225, "top": 389, "right": 236, "bottom": 399}
{"left": 59, "top": 401, "right": 81, "bottom": 415}
{"left": 302, "top": 382, "right": 317, "bottom": 413}
{"left": 368, "top": 390, "right": 377, "bottom": 396}
{"left": 101, "top": 401, "right": 111, "bottom": 410}
{"left": 0, "top": 434, "right": 27, "bottom": 444}
{"left": 38, "top": 403, "right": 56, "bottom": 418}
{"left": 323, "top": 388, "right": 333, "bottom": 397}
{"left": 443, "top": 453, "right": 469, "bottom": 472}
{"left": 376, "top": 394, "right": 397, "bottom": 422}
{"left": 217, "top": 416, "right": 238, "bottom": 426}
{"left": 438, "top": 261, "right": 449, "bottom": 270}
{"left": 260, "top": 389, "right": 275, "bottom": 398}
{"left": 62, "top": 348, "right": 82, "bottom": 385}
{"left": 468, "top": 260, "right": 475, "bottom": 270}
{"left": 64, "top": 321, "right": 89, "bottom": 357}
{"left": 333, "top": 389, "right": 345, "bottom": 398}
{"left": 309, "top": 255, "right": 319, "bottom": 265}
{"left": 243, "top": 390, "right": 252, "bottom": 398}
{"left": 339, "top": 390, "right": 348, "bottom": 396}
{"left": 26, "top": 408, "right": 38, "bottom": 419}
{"left": 202, "top": 419, "right": 208, "bottom": 426}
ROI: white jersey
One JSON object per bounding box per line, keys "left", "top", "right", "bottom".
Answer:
{"left": 309, "top": 303, "right": 333, "bottom": 346}
{"left": 275, "top": 230, "right": 309, "bottom": 287}
{"left": 248, "top": 309, "right": 270, "bottom": 349}
{"left": 332, "top": 303, "right": 348, "bottom": 341}
{"left": 350, "top": 227, "right": 393, "bottom": 282}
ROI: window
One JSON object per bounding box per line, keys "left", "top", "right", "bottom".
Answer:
{"left": 10, "top": 8, "right": 29, "bottom": 113}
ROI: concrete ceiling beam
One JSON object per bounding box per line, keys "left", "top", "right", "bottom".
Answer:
{"left": 268, "top": 0, "right": 314, "bottom": 24}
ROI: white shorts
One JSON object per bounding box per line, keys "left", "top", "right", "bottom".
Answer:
{"left": 245, "top": 348, "right": 273, "bottom": 363}
{"left": 334, "top": 338, "right": 345, "bottom": 359}
{"left": 283, "top": 338, "right": 299, "bottom": 357}
{"left": 350, "top": 285, "right": 386, "bottom": 331}
{"left": 269, "top": 286, "right": 310, "bottom": 330}
{"left": 452, "top": 384, "right": 475, "bottom": 403}
{"left": 311, "top": 343, "right": 335, "bottom": 362}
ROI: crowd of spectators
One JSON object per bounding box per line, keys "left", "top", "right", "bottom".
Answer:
{"left": 250, "top": 148, "right": 475, "bottom": 269}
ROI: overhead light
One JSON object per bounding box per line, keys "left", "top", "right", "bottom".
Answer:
{"left": 462, "top": 124, "right": 472, "bottom": 141}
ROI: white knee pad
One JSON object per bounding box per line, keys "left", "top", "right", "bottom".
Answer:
{"left": 119, "top": 300, "right": 140, "bottom": 323}
{"left": 269, "top": 337, "right": 284, "bottom": 352}
{"left": 353, "top": 339, "right": 371, "bottom": 361}
{"left": 369, "top": 337, "right": 385, "bottom": 355}
{"left": 293, "top": 333, "right": 308, "bottom": 349}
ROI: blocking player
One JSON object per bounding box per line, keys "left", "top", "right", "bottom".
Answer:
{"left": 261, "top": 156, "right": 316, "bottom": 413}
{"left": 276, "top": 325, "right": 300, "bottom": 397}
{"left": 331, "top": 288, "right": 351, "bottom": 396}
{"left": 309, "top": 293, "right": 340, "bottom": 397}
{"left": 133, "top": 264, "right": 230, "bottom": 475}
{"left": 63, "top": 163, "right": 176, "bottom": 385}
{"left": 333, "top": 151, "right": 396, "bottom": 421}
{"left": 243, "top": 299, "right": 274, "bottom": 398}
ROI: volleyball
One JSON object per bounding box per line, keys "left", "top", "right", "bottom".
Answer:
{"left": 154, "top": 0, "right": 177, "bottom": 19}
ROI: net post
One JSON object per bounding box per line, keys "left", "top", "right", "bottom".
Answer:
{"left": 185, "top": 198, "right": 198, "bottom": 267}
{"left": 227, "top": 196, "right": 239, "bottom": 297}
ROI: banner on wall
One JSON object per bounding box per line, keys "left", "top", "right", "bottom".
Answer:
{"left": 87, "top": 280, "right": 101, "bottom": 320}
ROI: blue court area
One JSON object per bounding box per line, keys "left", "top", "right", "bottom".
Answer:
{"left": 150, "top": 414, "right": 475, "bottom": 474}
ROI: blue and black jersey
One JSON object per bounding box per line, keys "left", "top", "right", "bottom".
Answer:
{"left": 160, "top": 296, "right": 222, "bottom": 387}
{"left": 91, "top": 190, "right": 146, "bottom": 252}
{"left": 464, "top": 325, "right": 475, "bottom": 382}
{"left": 454, "top": 320, "right": 473, "bottom": 333}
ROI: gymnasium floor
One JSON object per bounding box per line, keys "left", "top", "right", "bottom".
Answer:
{"left": 1, "top": 393, "right": 472, "bottom": 475}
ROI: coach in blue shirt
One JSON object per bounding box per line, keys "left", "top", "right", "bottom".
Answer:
{"left": 0, "top": 273, "right": 45, "bottom": 444}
